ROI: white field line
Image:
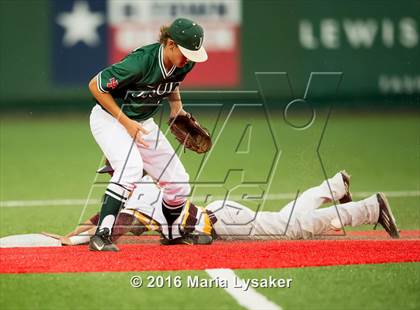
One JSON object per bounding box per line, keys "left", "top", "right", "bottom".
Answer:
{"left": 0, "top": 190, "right": 419, "bottom": 208}
{"left": 206, "top": 268, "right": 281, "bottom": 310}
{"left": 0, "top": 199, "right": 98, "bottom": 208}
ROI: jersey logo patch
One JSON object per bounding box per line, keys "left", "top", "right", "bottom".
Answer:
{"left": 107, "top": 77, "right": 119, "bottom": 90}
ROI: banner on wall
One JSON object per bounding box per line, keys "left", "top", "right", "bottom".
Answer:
{"left": 52, "top": 0, "right": 241, "bottom": 87}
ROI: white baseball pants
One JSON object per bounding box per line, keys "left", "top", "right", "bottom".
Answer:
{"left": 90, "top": 104, "right": 190, "bottom": 205}
{"left": 206, "top": 172, "right": 380, "bottom": 240}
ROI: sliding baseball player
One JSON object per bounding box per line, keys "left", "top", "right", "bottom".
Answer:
{"left": 25, "top": 170, "right": 398, "bottom": 248}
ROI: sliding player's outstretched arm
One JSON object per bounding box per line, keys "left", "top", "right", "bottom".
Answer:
{"left": 43, "top": 213, "right": 100, "bottom": 245}
{"left": 65, "top": 213, "right": 99, "bottom": 238}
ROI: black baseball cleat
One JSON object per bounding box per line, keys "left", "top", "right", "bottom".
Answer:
{"left": 160, "top": 233, "right": 213, "bottom": 246}
{"left": 160, "top": 235, "right": 194, "bottom": 245}
{"left": 339, "top": 170, "right": 352, "bottom": 204}
{"left": 376, "top": 192, "right": 400, "bottom": 239}
{"left": 89, "top": 228, "right": 119, "bottom": 251}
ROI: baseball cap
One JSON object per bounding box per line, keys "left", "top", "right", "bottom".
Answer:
{"left": 168, "top": 18, "right": 208, "bottom": 63}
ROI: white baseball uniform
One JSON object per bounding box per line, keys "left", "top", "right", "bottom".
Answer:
{"left": 90, "top": 104, "right": 190, "bottom": 206}
{"left": 123, "top": 172, "right": 380, "bottom": 240}
{"left": 0, "top": 173, "right": 381, "bottom": 248}
{"left": 206, "top": 172, "right": 379, "bottom": 239}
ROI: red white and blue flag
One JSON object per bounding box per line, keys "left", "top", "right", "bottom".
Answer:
{"left": 52, "top": 0, "right": 241, "bottom": 87}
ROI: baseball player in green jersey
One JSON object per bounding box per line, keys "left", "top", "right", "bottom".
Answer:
{"left": 87, "top": 18, "right": 208, "bottom": 251}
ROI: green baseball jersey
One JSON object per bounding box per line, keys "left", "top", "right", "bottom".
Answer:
{"left": 96, "top": 43, "right": 195, "bottom": 121}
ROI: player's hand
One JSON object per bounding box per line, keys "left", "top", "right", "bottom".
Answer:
{"left": 59, "top": 236, "right": 73, "bottom": 246}
{"left": 169, "top": 108, "right": 188, "bottom": 119}
{"left": 124, "top": 119, "right": 150, "bottom": 147}
{"left": 42, "top": 232, "right": 72, "bottom": 246}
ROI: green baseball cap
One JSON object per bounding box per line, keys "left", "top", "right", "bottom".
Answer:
{"left": 168, "top": 18, "right": 208, "bottom": 63}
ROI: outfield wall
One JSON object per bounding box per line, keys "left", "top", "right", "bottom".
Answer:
{"left": 0, "top": 0, "right": 419, "bottom": 110}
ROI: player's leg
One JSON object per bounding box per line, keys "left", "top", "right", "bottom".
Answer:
{"left": 206, "top": 200, "right": 259, "bottom": 240}
{"left": 278, "top": 171, "right": 350, "bottom": 222}
{"left": 89, "top": 105, "right": 144, "bottom": 251}
{"left": 206, "top": 172, "right": 351, "bottom": 240}
{"left": 139, "top": 123, "right": 191, "bottom": 239}
{"left": 296, "top": 193, "right": 399, "bottom": 238}
{"left": 299, "top": 197, "right": 378, "bottom": 237}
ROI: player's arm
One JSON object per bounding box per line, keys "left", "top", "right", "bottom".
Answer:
{"left": 64, "top": 213, "right": 98, "bottom": 238}
{"left": 42, "top": 213, "right": 99, "bottom": 246}
{"left": 88, "top": 77, "right": 149, "bottom": 147}
{"left": 168, "top": 87, "right": 188, "bottom": 118}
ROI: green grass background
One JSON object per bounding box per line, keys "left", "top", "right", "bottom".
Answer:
{"left": 0, "top": 108, "right": 419, "bottom": 309}
{"left": 0, "top": 264, "right": 419, "bottom": 310}
{"left": 1, "top": 108, "right": 419, "bottom": 235}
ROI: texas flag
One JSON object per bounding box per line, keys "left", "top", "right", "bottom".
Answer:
{"left": 52, "top": 0, "right": 241, "bottom": 87}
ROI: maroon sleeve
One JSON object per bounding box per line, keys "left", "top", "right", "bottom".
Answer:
{"left": 89, "top": 213, "right": 100, "bottom": 226}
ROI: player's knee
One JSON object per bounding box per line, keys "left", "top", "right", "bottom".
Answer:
{"left": 180, "top": 183, "right": 191, "bottom": 199}
{"left": 160, "top": 177, "right": 190, "bottom": 205}
{"left": 176, "top": 175, "right": 191, "bottom": 198}
{"left": 163, "top": 171, "right": 190, "bottom": 191}
{"left": 165, "top": 182, "right": 191, "bottom": 201}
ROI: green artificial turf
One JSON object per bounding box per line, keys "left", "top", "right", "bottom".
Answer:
{"left": 1, "top": 264, "right": 419, "bottom": 310}
{"left": 0, "top": 110, "right": 419, "bottom": 310}
{"left": 0, "top": 271, "right": 241, "bottom": 310}
{"left": 1, "top": 110, "right": 419, "bottom": 236}
{"left": 238, "top": 263, "right": 420, "bottom": 310}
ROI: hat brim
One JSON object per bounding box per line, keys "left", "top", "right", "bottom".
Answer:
{"left": 178, "top": 45, "right": 208, "bottom": 63}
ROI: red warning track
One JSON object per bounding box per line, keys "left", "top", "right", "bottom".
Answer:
{"left": 1, "top": 238, "right": 420, "bottom": 274}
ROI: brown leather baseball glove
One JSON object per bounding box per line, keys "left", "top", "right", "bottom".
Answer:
{"left": 168, "top": 113, "right": 212, "bottom": 154}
